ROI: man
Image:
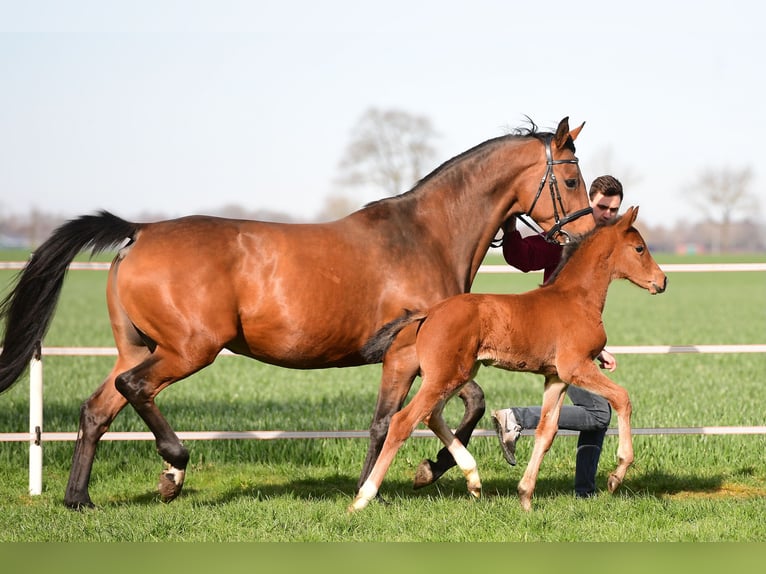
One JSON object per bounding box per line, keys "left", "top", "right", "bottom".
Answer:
{"left": 491, "top": 175, "right": 623, "bottom": 498}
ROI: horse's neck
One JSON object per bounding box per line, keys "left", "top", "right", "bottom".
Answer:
{"left": 415, "top": 143, "right": 530, "bottom": 287}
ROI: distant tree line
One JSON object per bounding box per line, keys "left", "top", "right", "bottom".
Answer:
{"left": 2, "top": 108, "right": 763, "bottom": 254}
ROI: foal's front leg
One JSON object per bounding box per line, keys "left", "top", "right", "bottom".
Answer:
{"left": 517, "top": 375, "right": 568, "bottom": 511}
{"left": 569, "top": 365, "right": 634, "bottom": 493}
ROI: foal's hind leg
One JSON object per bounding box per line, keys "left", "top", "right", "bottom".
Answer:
{"left": 351, "top": 377, "right": 457, "bottom": 512}
{"left": 114, "top": 348, "right": 217, "bottom": 502}
{"left": 413, "top": 380, "right": 485, "bottom": 489}
{"left": 357, "top": 334, "right": 419, "bottom": 493}
{"left": 424, "top": 402, "right": 481, "bottom": 499}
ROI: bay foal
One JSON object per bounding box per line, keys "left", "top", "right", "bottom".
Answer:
{"left": 351, "top": 207, "right": 666, "bottom": 512}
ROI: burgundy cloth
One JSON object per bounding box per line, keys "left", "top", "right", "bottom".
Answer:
{"left": 502, "top": 230, "right": 563, "bottom": 283}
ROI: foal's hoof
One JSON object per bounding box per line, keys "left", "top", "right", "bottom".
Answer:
{"left": 607, "top": 473, "right": 623, "bottom": 494}
{"left": 413, "top": 459, "right": 437, "bottom": 489}
{"left": 158, "top": 465, "right": 186, "bottom": 502}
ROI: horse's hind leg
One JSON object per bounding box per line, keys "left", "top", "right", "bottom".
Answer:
{"left": 413, "top": 380, "right": 485, "bottom": 489}
{"left": 114, "top": 349, "right": 216, "bottom": 502}
{"left": 517, "top": 376, "right": 567, "bottom": 511}
{"left": 65, "top": 362, "right": 133, "bottom": 509}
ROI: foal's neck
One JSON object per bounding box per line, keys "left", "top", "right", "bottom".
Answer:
{"left": 550, "top": 239, "right": 616, "bottom": 313}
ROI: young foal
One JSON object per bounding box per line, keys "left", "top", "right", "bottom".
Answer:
{"left": 350, "top": 207, "right": 666, "bottom": 512}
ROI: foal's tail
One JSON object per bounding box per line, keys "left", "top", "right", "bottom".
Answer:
{"left": 0, "top": 211, "right": 140, "bottom": 394}
{"left": 361, "top": 309, "right": 427, "bottom": 363}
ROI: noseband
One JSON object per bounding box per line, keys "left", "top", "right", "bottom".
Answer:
{"left": 517, "top": 134, "right": 593, "bottom": 244}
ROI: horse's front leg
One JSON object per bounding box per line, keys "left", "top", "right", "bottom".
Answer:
{"left": 518, "top": 375, "right": 568, "bottom": 511}
{"left": 357, "top": 341, "right": 419, "bottom": 493}
{"left": 413, "top": 380, "right": 485, "bottom": 489}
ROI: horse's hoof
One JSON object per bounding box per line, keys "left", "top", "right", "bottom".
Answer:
{"left": 65, "top": 498, "right": 95, "bottom": 511}
{"left": 158, "top": 465, "right": 186, "bottom": 502}
{"left": 413, "top": 459, "right": 436, "bottom": 489}
{"left": 607, "top": 473, "right": 622, "bottom": 493}
{"left": 468, "top": 486, "right": 482, "bottom": 500}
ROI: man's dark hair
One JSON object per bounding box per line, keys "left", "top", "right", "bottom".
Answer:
{"left": 589, "top": 175, "right": 623, "bottom": 201}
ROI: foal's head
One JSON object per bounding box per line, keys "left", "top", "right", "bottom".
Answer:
{"left": 605, "top": 206, "right": 667, "bottom": 294}
{"left": 549, "top": 206, "right": 667, "bottom": 294}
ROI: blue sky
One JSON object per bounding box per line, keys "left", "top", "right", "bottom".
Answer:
{"left": 1, "top": 0, "right": 764, "bottom": 227}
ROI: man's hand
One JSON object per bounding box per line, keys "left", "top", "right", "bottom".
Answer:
{"left": 597, "top": 350, "right": 617, "bottom": 372}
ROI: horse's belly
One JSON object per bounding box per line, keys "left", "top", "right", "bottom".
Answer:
{"left": 231, "top": 325, "right": 369, "bottom": 369}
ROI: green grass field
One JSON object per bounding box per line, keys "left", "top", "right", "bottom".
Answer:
{"left": 0, "top": 251, "right": 764, "bottom": 541}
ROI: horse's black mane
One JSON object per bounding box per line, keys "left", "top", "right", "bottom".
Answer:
{"left": 362, "top": 119, "right": 574, "bottom": 210}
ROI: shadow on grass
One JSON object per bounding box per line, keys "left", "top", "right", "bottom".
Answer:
{"left": 105, "top": 468, "right": 730, "bottom": 509}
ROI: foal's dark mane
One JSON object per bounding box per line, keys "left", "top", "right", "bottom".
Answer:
{"left": 362, "top": 120, "right": 576, "bottom": 211}
{"left": 546, "top": 215, "right": 624, "bottom": 285}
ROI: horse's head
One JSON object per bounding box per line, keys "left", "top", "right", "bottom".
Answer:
{"left": 612, "top": 206, "right": 667, "bottom": 294}
{"left": 515, "top": 117, "right": 596, "bottom": 245}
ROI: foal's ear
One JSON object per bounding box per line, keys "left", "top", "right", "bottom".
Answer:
{"left": 622, "top": 206, "right": 639, "bottom": 228}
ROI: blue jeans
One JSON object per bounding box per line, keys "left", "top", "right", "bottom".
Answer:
{"left": 511, "top": 386, "right": 611, "bottom": 497}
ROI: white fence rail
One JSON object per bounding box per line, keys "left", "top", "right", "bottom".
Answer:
{"left": 1, "top": 261, "right": 764, "bottom": 495}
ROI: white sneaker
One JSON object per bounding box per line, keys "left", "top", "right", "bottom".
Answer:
{"left": 491, "top": 409, "right": 522, "bottom": 466}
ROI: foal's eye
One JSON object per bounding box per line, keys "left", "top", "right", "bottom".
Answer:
{"left": 565, "top": 179, "right": 578, "bottom": 189}
{"left": 635, "top": 245, "right": 645, "bottom": 253}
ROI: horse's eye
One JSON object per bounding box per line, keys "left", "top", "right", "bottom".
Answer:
{"left": 565, "top": 179, "right": 577, "bottom": 188}
{"left": 635, "top": 245, "right": 645, "bottom": 253}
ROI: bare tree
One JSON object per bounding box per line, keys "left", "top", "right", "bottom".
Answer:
{"left": 335, "top": 107, "right": 439, "bottom": 198}
{"left": 685, "top": 166, "right": 759, "bottom": 252}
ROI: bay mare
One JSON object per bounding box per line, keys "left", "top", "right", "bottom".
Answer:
{"left": 0, "top": 117, "right": 595, "bottom": 509}
{"left": 351, "top": 207, "right": 667, "bottom": 512}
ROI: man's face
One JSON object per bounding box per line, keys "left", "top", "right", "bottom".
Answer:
{"left": 590, "top": 191, "right": 622, "bottom": 225}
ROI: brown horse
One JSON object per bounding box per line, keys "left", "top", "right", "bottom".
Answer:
{"left": 0, "top": 117, "right": 595, "bottom": 509}
{"left": 350, "top": 207, "right": 667, "bottom": 512}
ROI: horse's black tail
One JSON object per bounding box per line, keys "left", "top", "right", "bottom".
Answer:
{"left": 0, "top": 211, "right": 140, "bottom": 394}
{"left": 361, "top": 309, "right": 427, "bottom": 364}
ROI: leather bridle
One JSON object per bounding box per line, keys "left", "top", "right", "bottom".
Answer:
{"left": 516, "top": 134, "right": 593, "bottom": 245}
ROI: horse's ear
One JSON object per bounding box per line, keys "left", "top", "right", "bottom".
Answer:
{"left": 569, "top": 121, "right": 585, "bottom": 142}
{"left": 554, "top": 117, "right": 585, "bottom": 147}
{"left": 553, "top": 117, "right": 570, "bottom": 147}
